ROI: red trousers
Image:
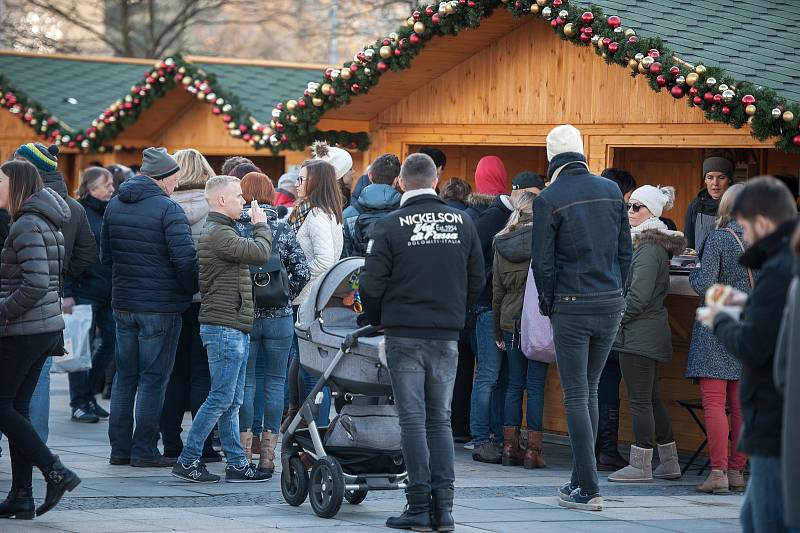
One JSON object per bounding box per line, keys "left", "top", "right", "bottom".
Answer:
{"left": 699, "top": 378, "right": 747, "bottom": 471}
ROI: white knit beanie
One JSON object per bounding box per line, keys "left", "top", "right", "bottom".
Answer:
{"left": 546, "top": 124, "right": 584, "bottom": 162}
{"left": 630, "top": 185, "right": 676, "bottom": 217}
{"left": 311, "top": 141, "right": 353, "bottom": 180}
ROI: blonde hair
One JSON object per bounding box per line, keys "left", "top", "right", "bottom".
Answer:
{"left": 496, "top": 190, "right": 535, "bottom": 238}
{"left": 204, "top": 175, "right": 239, "bottom": 203}
{"left": 716, "top": 182, "right": 745, "bottom": 228}
{"left": 174, "top": 148, "right": 215, "bottom": 190}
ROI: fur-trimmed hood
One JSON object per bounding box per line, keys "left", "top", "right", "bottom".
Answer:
{"left": 634, "top": 228, "right": 687, "bottom": 257}
{"left": 466, "top": 192, "right": 496, "bottom": 209}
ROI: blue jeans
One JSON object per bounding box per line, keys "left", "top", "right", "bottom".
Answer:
{"left": 109, "top": 310, "right": 181, "bottom": 461}
{"left": 551, "top": 312, "right": 622, "bottom": 496}
{"left": 28, "top": 356, "right": 53, "bottom": 443}
{"left": 741, "top": 455, "right": 800, "bottom": 533}
{"left": 241, "top": 315, "right": 293, "bottom": 434}
{"left": 503, "top": 332, "right": 549, "bottom": 431}
{"left": 69, "top": 298, "right": 116, "bottom": 409}
{"left": 387, "top": 336, "right": 458, "bottom": 494}
{"left": 180, "top": 325, "right": 249, "bottom": 467}
{"left": 469, "top": 306, "right": 507, "bottom": 445}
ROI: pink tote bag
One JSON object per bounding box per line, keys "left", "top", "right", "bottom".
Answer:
{"left": 520, "top": 267, "right": 556, "bottom": 363}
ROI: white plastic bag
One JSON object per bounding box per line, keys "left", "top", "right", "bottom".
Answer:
{"left": 520, "top": 267, "right": 556, "bottom": 363}
{"left": 53, "top": 304, "right": 93, "bottom": 373}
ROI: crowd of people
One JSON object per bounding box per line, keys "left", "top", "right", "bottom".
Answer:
{"left": 0, "top": 126, "right": 798, "bottom": 532}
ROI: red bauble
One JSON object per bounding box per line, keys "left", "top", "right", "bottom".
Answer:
{"left": 648, "top": 49, "right": 660, "bottom": 58}
{"left": 713, "top": 94, "right": 723, "bottom": 103}
{"left": 670, "top": 85, "right": 685, "bottom": 98}
{"left": 553, "top": 0, "right": 563, "bottom": 6}
{"left": 146, "top": 76, "right": 155, "bottom": 84}
{"left": 410, "top": 33, "right": 422, "bottom": 45}
{"left": 551, "top": 19, "right": 558, "bottom": 28}
{"left": 793, "top": 135, "right": 800, "bottom": 147}
{"left": 68, "top": 141, "right": 76, "bottom": 148}
{"left": 432, "top": 13, "right": 441, "bottom": 24}
{"left": 350, "top": 63, "right": 359, "bottom": 72}
{"left": 212, "top": 106, "right": 221, "bottom": 114}
{"left": 357, "top": 51, "right": 366, "bottom": 63}
{"left": 689, "top": 87, "right": 699, "bottom": 96}
{"left": 222, "top": 114, "right": 232, "bottom": 123}
{"left": 557, "top": 17, "right": 566, "bottom": 26}
{"left": 277, "top": 102, "right": 283, "bottom": 110}
{"left": 722, "top": 106, "right": 731, "bottom": 115}
{"left": 413, "top": 10, "right": 421, "bottom": 20}
{"left": 351, "top": 83, "right": 361, "bottom": 93}
{"left": 325, "top": 68, "right": 334, "bottom": 78}
{"left": 607, "top": 15, "right": 621, "bottom": 28}
{"left": 243, "top": 133, "right": 251, "bottom": 141}
{"left": 656, "top": 75, "right": 667, "bottom": 87}
{"left": 608, "top": 42, "right": 619, "bottom": 53}
{"left": 582, "top": 26, "right": 593, "bottom": 36}
{"left": 468, "top": 0, "right": 476, "bottom": 6}
{"left": 704, "top": 92, "right": 714, "bottom": 103}
{"left": 394, "top": 49, "right": 402, "bottom": 56}
{"left": 399, "top": 38, "right": 408, "bottom": 48}
{"left": 328, "top": 87, "right": 336, "bottom": 96}
{"left": 669, "top": 66, "right": 680, "bottom": 76}
{"left": 579, "top": 33, "right": 591, "bottom": 43}
{"left": 741, "top": 94, "right": 756, "bottom": 105}
{"left": 693, "top": 96, "right": 703, "bottom": 105}
{"left": 298, "top": 99, "right": 307, "bottom": 108}
{"left": 425, "top": 5, "right": 434, "bottom": 16}
{"left": 628, "top": 36, "right": 637, "bottom": 44}
{"left": 602, "top": 37, "right": 611, "bottom": 46}
{"left": 239, "top": 124, "right": 248, "bottom": 132}
{"left": 459, "top": 0, "right": 466, "bottom": 4}
{"left": 581, "top": 11, "right": 594, "bottom": 24}
{"left": 383, "top": 39, "right": 391, "bottom": 46}
{"left": 649, "top": 62, "right": 662, "bottom": 75}
{"left": 377, "top": 61, "right": 388, "bottom": 72}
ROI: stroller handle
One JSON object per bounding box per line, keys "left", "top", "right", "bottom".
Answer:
{"left": 341, "top": 324, "right": 383, "bottom": 351}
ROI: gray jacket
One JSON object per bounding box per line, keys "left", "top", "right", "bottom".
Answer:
{"left": 0, "top": 188, "right": 69, "bottom": 337}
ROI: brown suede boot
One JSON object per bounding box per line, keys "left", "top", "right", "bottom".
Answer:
{"left": 251, "top": 433, "right": 261, "bottom": 458}
{"left": 239, "top": 431, "right": 253, "bottom": 462}
{"left": 501, "top": 427, "right": 522, "bottom": 466}
{"left": 727, "top": 470, "right": 746, "bottom": 492}
{"left": 696, "top": 469, "right": 730, "bottom": 494}
{"left": 524, "top": 430, "right": 547, "bottom": 469}
{"left": 258, "top": 431, "right": 278, "bottom": 474}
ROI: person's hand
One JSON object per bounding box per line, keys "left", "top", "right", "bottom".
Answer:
{"left": 62, "top": 297, "right": 75, "bottom": 315}
{"left": 250, "top": 200, "right": 266, "bottom": 224}
{"left": 696, "top": 306, "right": 720, "bottom": 329}
{"left": 727, "top": 287, "right": 748, "bottom": 307}
{"left": 495, "top": 339, "right": 506, "bottom": 351}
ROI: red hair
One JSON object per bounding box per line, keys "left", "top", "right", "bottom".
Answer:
{"left": 240, "top": 172, "right": 275, "bottom": 204}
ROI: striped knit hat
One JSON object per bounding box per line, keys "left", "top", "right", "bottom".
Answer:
{"left": 16, "top": 143, "right": 58, "bottom": 172}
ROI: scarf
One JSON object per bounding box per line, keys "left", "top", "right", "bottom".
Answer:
{"left": 288, "top": 200, "right": 312, "bottom": 233}
{"left": 630, "top": 216, "right": 668, "bottom": 241}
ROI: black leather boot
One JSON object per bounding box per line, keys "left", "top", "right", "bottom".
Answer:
{"left": 431, "top": 488, "right": 454, "bottom": 532}
{"left": 596, "top": 406, "right": 627, "bottom": 471}
{"left": 0, "top": 486, "right": 35, "bottom": 520}
{"left": 36, "top": 456, "right": 81, "bottom": 517}
{"left": 386, "top": 489, "right": 432, "bottom": 531}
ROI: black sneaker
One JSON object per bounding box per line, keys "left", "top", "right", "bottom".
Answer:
{"left": 558, "top": 487, "right": 603, "bottom": 511}
{"left": 201, "top": 449, "right": 223, "bottom": 463}
{"left": 88, "top": 399, "right": 109, "bottom": 419}
{"left": 558, "top": 481, "right": 578, "bottom": 501}
{"left": 130, "top": 454, "right": 176, "bottom": 468}
{"left": 225, "top": 463, "right": 271, "bottom": 483}
{"left": 171, "top": 460, "right": 220, "bottom": 483}
{"left": 71, "top": 406, "right": 99, "bottom": 423}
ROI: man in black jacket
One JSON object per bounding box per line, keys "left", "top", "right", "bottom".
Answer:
{"left": 531, "top": 125, "right": 631, "bottom": 512}
{"left": 361, "top": 153, "right": 484, "bottom": 532}
{"left": 698, "top": 177, "right": 797, "bottom": 533}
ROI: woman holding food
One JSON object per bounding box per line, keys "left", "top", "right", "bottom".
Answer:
{"left": 685, "top": 183, "right": 751, "bottom": 494}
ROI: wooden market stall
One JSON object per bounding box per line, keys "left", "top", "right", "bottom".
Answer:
{"left": 277, "top": 1, "right": 800, "bottom": 453}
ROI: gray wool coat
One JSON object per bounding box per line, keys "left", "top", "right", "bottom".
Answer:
{"left": 0, "top": 188, "right": 69, "bottom": 337}
{"left": 685, "top": 221, "right": 751, "bottom": 381}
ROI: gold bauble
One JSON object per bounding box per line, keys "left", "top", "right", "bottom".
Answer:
{"left": 536, "top": 0, "right": 547, "bottom": 6}
{"left": 563, "top": 23, "right": 576, "bottom": 37}
{"left": 290, "top": 114, "right": 299, "bottom": 123}
{"left": 321, "top": 83, "right": 332, "bottom": 96}
{"left": 745, "top": 104, "right": 757, "bottom": 116}
{"left": 286, "top": 99, "right": 297, "bottom": 111}
{"left": 695, "top": 64, "right": 707, "bottom": 75}
{"left": 628, "top": 58, "right": 638, "bottom": 69}
{"left": 638, "top": 62, "right": 647, "bottom": 74}
{"left": 624, "top": 28, "right": 636, "bottom": 37}
{"left": 445, "top": 3, "right": 455, "bottom": 14}
{"left": 686, "top": 72, "right": 699, "bottom": 87}
{"left": 312, "top": 97, "right": 324, "bottom": 107}
{"left": 530, "top": 4, "right": 540, "bottom": 13}
{"left": 196, "top": 91, "right": 205, "bottom": 100}
{"left": 602, "top": 52, "right": 608, "bottom": 59}
{"left": 340, "top": 69, "right": 352, "bottom": 80}
{"left": 406, "top": 17, "right": 415, "bottom": 28}
{"left": 413, "top": 21, "right": 426, "bottom": 34}
{"left": 783, "top": 111, "right": 795, "bottom": 123}
{"left": 380, "top": 45, "right": 392, "bottom": 59}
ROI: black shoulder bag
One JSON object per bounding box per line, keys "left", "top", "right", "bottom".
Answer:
{"left": 249, "top": 224, "right": 290, "bottom": 309}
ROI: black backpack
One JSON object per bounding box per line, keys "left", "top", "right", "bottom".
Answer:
{"left": 249, "top": 224, "right": 289, "bottom": 308}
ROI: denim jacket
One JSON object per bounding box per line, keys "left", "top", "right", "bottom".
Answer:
{"left": 531, "top": 153, "right": 632, "bottom": 316}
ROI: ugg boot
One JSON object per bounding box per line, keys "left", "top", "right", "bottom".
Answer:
{"left": 431, "top": 488, "right": 454, "bottom": 532}
{"left": 258, "top": 431, "right": 278, "bottom": 474}
{"left": 239, "top": 431, "right": 253, "bottom": 462}
{"left": 608, "top": 445, "right": 653, "bottom": 482}
{"left": 524, "top": 430, "right": 547, "bottom": 469}
{"left": 386, "top": 489, "right": 432, "bottom": 531}
{"left": 653, "top": 441, "right": 682, "bottom": 480}
{"left": 501, "top": 427, "right": 523, "bottom": 466}
{"left": 727, "top": 470, "right": 746, "bottom": 492}
{"left": 0, "top": 486, "right": 35, "bottom": 519}
{"left": 36, "top": 456, "right": 81, "bottom": 516}
{"left": 696, "top": 469, "right": 730, "bottom": 494}
{"left": 596, "top": 405, "right": 628, "bottom": 471}
{"left": 251, "top": 433, "right": 261, "bottom": 458}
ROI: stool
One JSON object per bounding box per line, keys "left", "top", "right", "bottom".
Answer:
{"left": 678, "top": 399, "right": 731, "bottom": 476}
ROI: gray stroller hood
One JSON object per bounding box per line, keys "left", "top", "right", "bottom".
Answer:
{"left": 295, "top": 257, "right": 391, "bottom": 396}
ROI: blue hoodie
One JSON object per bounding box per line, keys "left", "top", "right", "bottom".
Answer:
{"left": 342, "top": 183, "right": 401, "bottom": 257}
{"left": 101, "top": 175, "right": 198, "bottom": 313}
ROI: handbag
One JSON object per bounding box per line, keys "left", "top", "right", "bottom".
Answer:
{"left": 53, "top": 304, "right": 93, "bottom": 373}
{"left": 724, "top": 228, "right": 754, "bottom": 288}
{"left": 520, "top": 267, "right": 556, "bottom": 363}
{"left": 250, "top": 224, "right": 289, "bottom": 308}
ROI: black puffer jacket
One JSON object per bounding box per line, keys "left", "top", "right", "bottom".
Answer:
{"left": 0, "top": 188, "right": 69, "bottom": 337}
{"left": 41, "top": 170, "right": 96, "bottom": 294}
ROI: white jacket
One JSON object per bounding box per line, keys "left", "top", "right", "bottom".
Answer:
{"left": 293, "top": 207, "right": 343, "bottom": 306}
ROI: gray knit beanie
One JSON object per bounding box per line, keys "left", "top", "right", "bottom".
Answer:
{"left": 702, "top": 156, "right": 733, "bottom": 178}
{"left": 141, "top": 147, "right": 180, "bottom": 180}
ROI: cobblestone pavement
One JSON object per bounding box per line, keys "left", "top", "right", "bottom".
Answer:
{"left": 0, "top": 374, "right": 743, "bottom": 532}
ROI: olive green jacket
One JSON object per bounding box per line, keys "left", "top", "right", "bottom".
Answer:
{"left": 492, "top": 225, "right": 532, "bottom": 341}
{"left": 198, "top": 212, "right": 272, "bottom": 333}
{"left": 614, "top": 228, "right": 687, "bottom": 361}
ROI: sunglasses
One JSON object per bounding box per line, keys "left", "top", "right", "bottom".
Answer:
{"left": 627, "top": 203, "right": 646, "bottom": 213}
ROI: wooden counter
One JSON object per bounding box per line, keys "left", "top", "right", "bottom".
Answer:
{"left": 540, "top": 275, "right": 707, "bottom": 454}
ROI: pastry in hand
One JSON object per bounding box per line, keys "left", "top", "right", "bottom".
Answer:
{"left": 706, "top": 283, "right": 733, "bottom": 306}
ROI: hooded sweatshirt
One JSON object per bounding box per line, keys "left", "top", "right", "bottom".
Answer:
{"left": 342, "top": 183, "right": 401, "bottom": 257}
{"left": 474, "top": 156, "right": 508, "bottom": 196}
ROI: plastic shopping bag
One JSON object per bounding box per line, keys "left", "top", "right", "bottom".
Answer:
{"left": 520, "top": 267, "right": 556, "bottom": 364}
{"left": 53, "top": 304, "right": 93, "bottom": 373}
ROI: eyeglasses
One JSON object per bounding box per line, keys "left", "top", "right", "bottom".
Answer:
{"left": 296, "top": 176, "right": 305, "bottom": 185}
{"left": 627, "top": 203, "right": 645, "bottom": 213}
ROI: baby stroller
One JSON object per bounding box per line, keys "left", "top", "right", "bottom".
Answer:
{"left": 280, "top": 257, "right": 407, "bottom": 518}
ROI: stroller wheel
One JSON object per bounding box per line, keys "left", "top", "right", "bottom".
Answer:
{"left": 344, "top": 489, "right": 368, "bottom": 505}
{"left": 281, "top": 456, "right": 309, "bottom": 506}
{"left": 309, "top": 456, "right": 345, "bottom": 519}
